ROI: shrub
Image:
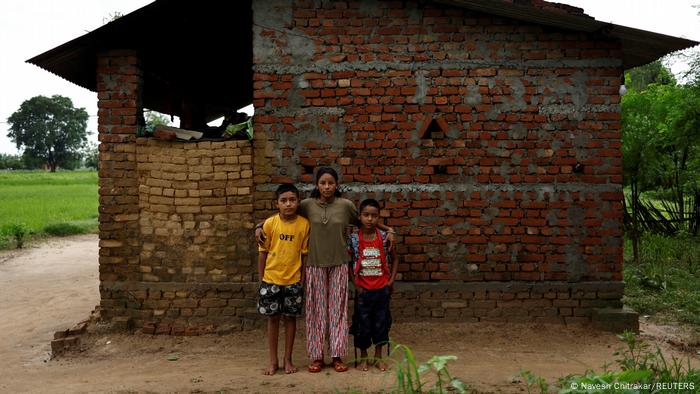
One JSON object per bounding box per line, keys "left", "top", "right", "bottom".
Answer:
{"left": 4, "top": 223, "right": 30, "bottom": 249}
{"left": 0, "top": 235, "right": 9, "bottom": 249}
{"left": 43, "top": 222, "right": 89, "bottom": 236}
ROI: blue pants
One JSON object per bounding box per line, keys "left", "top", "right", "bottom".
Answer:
{"left": 350, "top": 285, "right": 392, "bottom": 350}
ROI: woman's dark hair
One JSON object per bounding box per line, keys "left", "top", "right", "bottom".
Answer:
{"left": 310, "top": 166, "right": 342, "bottom": 198}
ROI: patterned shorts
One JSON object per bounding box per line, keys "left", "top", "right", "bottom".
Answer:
{"left": 257, "top": 281, "right": 303, "bottom": 317}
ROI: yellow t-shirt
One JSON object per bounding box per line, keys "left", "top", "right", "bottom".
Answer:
{"left": 259, "top": 214, "right": 310, "bottom": 285}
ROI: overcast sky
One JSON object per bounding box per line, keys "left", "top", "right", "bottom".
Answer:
{"left": 1, "top": 0, "right": 699, "bottom": 155}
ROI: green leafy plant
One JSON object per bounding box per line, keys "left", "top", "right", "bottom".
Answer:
{"left": 0, "top": 235, "right": 9, "bottom": 249}
{"left": 418, "top": 355, "right": 467, "bottom": 394}
{"left": 387, "top": 343, "right": 467, "bottom": 393}
{"left": 520, "top": 331, "right": 700, "bottom": 393}
{"left": 6, "top": 223, "right": 29, "bottom": 249}
{"left": 520, "top": 369, "right": 548, "bottom": 394}
{"left": 390, "top": 343, "right": 423, "bottom": 393}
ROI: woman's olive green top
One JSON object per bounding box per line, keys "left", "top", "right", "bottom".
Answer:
{"left": 299, "top": 197, "right": 359, "bottom": 267}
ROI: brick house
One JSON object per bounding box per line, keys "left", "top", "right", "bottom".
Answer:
{"left": 29, "top": 0, "right": 696, "bottom": 334}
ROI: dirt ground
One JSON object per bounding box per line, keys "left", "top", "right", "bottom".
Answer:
{"left": 1, "top": 235, "right": 698, "bottom": 394}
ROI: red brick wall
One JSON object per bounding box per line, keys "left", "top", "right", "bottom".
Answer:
{"left": 97, "top": 50, "right": 142, "bottom": 286}
{"left": 252, "top": 0, "right": 623, "bottom": 284}
{"left": 94, "top": 0, "right": 631, "bottom": 332}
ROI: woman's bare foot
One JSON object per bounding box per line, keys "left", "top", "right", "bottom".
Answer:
{"left": 284, "top": 360, "right": 298, "bottom": 374}
{"left": 357, "top": 359, "right": 369, "bottom": 371}
{"left": 263, "top": 363, "right": 279, "bottom": 375}
{"left": 375, "top": 360, "right": 388, "bottom": 372}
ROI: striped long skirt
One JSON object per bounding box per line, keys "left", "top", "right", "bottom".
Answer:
{"left": 305, "top": 264, "right": 348, "bottom": 361}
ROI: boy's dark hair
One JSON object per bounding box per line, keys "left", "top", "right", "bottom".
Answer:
{"left": 310, "top": 166, "right": 343, "bottom": 198}
{"left": 359, "top": 198, "right": 381, "bottom": 212}
{"left": 275, "top": 183, "right": 300, "bottom": 200}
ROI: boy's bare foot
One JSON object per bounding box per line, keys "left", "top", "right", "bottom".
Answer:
{"left": 263, "top": 363, "right": 279, "bottom": 375}
{"left": 375, "top": 360, "right": 388, "bottom": 372}
{"left": 357, "top": 359, "right": 369, "bottom": 371}
{"left": 284, "top": 360, "right": 298, "bottom": 374}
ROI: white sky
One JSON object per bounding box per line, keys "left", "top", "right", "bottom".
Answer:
{"left": 1, "top": 0, "right": 699, "bottom": 155}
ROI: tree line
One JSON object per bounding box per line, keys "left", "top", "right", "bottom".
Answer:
{"left": 623, "top": 55, "right": 700, "bottom": 263}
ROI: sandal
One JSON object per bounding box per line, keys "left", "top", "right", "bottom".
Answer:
{"left": 308, "top": 359, "right": 323, "bottom": 373}
{"left": 331, "top": 358, "right": 349, "bottom": 373}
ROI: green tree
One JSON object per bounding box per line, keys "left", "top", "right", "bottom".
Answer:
{"left": 144, "top": 110, "right": 172, "bottom": 128}
{"left": 81, "top": 141, "right": 99, "bottom": 170}
{"left": 622, "top": 89, "right": 660, "bottom": 263}
{"left": 654, "top": 84, "right": 700, "bottom": 225}
{"left": 622, "top": 82, "right": 700, "bottom": 239}
{"left": 7, "top": 95, "right": 89, "bottom": 172}
{"left": 625, "top": 60, "right": 676, "bottom": 92}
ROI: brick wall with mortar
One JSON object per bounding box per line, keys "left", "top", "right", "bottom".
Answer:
{"left": 94, "top": 0, "right": 632, "bottom": 333}
{"left": 252, "top": 0, "right": 627, "bottom": 323}
{"left": 97, "top": 51, "right": 260, "bottom": 334}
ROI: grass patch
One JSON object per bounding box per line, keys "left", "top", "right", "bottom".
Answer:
{"left": 0, "top": 170, "right": 98, "bottom": 249}
{"left": 623, "top": 187, "right": 670, "bottom": 214}
{"left": 623, "top": 234, "right": 700, "bottom": 325}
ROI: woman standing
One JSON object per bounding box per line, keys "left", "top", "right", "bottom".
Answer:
{"left": 300, "top": 167, "right": 357, "bottom": 372}
{"left": 256, "top": 167, "right": 393, "bottom": 373}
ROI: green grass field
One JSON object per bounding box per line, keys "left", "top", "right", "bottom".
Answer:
{"left": 0, "top": 170, "right": 98, "bottom": 248}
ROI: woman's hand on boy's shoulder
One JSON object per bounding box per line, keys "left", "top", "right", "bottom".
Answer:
{"left": 385, "top": 231, "right": 395, "bottom": 252}
{"left": 255, "top": 226, "right": 266, "bottom": 246}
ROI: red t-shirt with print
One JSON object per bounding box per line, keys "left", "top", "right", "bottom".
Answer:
{"left": 353, "top": 229, "right": 390, "bottom": 291}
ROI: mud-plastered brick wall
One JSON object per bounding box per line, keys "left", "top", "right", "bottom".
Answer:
{"left": 136, "top": 139, "right": 254, "bottom": 283}
{"left": 252, "top": 0, "right": 625, "bottom": 321}
{"left": 97, "top": 51, "right": 260, "bottom": 334}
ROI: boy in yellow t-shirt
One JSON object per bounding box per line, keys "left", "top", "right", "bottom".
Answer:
{"left": 258, "top": 183, "right": 310, "bottom": 375}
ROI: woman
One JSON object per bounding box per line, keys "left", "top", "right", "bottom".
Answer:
{"left": 256, "top": 167, "right": 394, "bottom": 373}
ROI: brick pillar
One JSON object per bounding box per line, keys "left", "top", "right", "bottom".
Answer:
{"left": 96, "top": 50, "right": 142, "bottom": 321}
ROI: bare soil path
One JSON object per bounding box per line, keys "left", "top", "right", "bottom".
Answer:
{"left": 1, "top": 235, "right": 697, "bottom": 393}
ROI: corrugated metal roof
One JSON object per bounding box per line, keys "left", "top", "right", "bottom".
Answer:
{"left": 28, "top": 0, "right": 253, "bottom": 121}
{"left": 438, "top": 0, "right": 698, "bottom": 68}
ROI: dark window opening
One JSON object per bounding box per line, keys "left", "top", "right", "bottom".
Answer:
{"left": 418, "top": 116, "right": 449, "bottom": 140}
{"left": 434, "top": 165, "right": 448, "bottom": 175}
{"left": 302, "top": 165, "right": 315, "bottom": 175}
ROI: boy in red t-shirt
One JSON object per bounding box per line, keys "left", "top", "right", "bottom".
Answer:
{"left": 348, "top": 198, "right": 398, "bottom": 371}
